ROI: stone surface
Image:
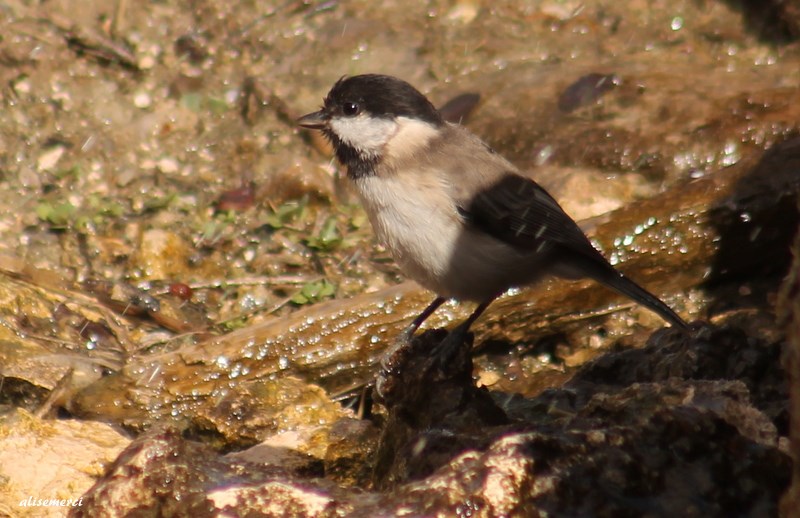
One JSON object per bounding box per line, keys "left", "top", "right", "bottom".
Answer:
{"left": 0, "top": 409, "right": 130, "bottom": 518}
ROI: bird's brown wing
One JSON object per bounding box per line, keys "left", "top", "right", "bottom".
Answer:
{"left": 457, "top": 172, "right": 689, "bottom": 329}
{"left": 457, "top": 172, "right": 602, "bottom": 260}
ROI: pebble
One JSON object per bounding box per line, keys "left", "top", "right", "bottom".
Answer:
{"left": 134, "top": 91, "right": 152, "bottom": 108}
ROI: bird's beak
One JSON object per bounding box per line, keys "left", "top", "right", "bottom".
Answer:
{"left": 297, "top": 110, "right": 328, "bottom": 130}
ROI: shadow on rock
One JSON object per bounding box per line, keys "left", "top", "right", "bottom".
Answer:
{"left": 568, "top": 323, "right": 787, "bottom": 434}
{"left": 373, "top": 329, "right": 509, "bottom": 489}
{"left": 704, "top": 135, "right": 800, "bottom": 324}
{"left": 371, "top": 323, "right": 790, "bottom": 515}
{"left": 720, "top": 0, "right": 800, "bottom": 43}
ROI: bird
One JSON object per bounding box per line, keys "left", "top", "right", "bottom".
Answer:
{"left": 298, "top": 74, "right": 688, "bottom": 358}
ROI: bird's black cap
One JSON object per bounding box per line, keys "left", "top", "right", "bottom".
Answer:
{"left": 323, "top": 74, "right": 444, "bottom": 126}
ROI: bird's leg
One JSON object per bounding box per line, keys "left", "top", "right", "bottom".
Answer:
{"left": 431, "top": 299, "right": 493, "bottom": 364}
{"left": 377, "top": 298, "right": 491, "bottom": 399}
{"left": 381, "top": 296, "right": 446, "bottom": 370}
{"left": 396, "top": 296, "right": 447, "bottom": 344}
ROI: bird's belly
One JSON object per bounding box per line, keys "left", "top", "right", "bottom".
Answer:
{"left": 362, "top": 194, "right": 461, "bottom": 295}
{"left": 440, "top": 228, "right": 538, "bottom": 301}
{"left": 355, "top": 175, "right": 534, "bottom": 301}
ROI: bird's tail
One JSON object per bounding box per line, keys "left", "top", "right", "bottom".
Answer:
{"left": 599, "top": 268, "right": 689, "bottom": 330}
{"left": 558, "top": 252, "right": 689, "bottom": 330}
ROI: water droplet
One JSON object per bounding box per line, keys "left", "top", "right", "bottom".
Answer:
{"left": 535, "top": 145, "right": 554, "bottom": 165}
{"left": 720, "top": 141, "right": 740, "bottom": 166}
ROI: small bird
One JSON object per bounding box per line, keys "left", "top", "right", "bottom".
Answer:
{"left": 298, "top": 74, "right": 688, "bottom": 354}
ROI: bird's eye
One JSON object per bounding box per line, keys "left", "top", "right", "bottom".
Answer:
{"left": 342, "top": 102, "right": 360, "bottom": 116}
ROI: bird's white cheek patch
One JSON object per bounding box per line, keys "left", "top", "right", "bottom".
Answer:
{"left": 329, "top": 115, "right": 397, "bottom": 157}
{"left": 384, "top": 117, "right": 440, "bottom": 160}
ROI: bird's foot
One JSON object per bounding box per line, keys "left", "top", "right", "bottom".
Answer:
{"left": 376, "top": 324, "right": 420, "bottom": 400}
{"left": 379, "top": 324, "right": 415, "bottom": 373}
{"left": 430, "top": 323, "right": 473, "bottom": 368}
{"left": 375, "top": 326, "right": 472, "bottom": 404}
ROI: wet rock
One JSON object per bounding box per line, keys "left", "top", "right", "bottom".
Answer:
{"left": 70, "top": 428, "right": 333, "bottom": 517}
{"left": 706, "top": 136, "right": 800, "bottom": 288}
{"left": 0, "top": 270, "right": 121, "bottom": 413}
{"left": 533, "top": 165, "right": 656, "bottom": 221}
{"left": 369, "top": 324, "right": 789, "bottom": 516}
{"left": 570, "top": 324, "right": 787, "bottom": 431}
{"left": 374, "top": 329, "right": 509, "bottom": 488}
{"left": 557, "top": 72, "right": 620, "bottom": 113}
{"left": 725, "top": 0, "right": 800, "bottom": 41}
{"left": 72, "top": 427, "right": 413, "bottom": 517}
{"left": 131, "top": 229, "right": 194, "bottom": 280}
{"left": 391, "top": 389, "right": 787, "bottom": 516}
{"left": 318, "top": 417, "right": 380, "bottom": 486}
{"left": 468, "top": 67, "right": 800, "bottom": 184}
{"left": 437, "top": 92, "right": 481, "bottom": 124}
{"left": 190, "top": 377, "right": 355, "bottom": 451}
{"left": 73, "top": 322, "right": 785, "bottom": 516}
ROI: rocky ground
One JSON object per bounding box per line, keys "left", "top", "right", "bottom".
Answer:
{"left": 0, "top": 0, "right": 799, "bottom": 516}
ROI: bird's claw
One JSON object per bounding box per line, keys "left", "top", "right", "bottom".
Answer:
{"left": 430, "top": 323, "right": 471, "bottom": 368}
